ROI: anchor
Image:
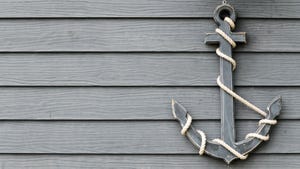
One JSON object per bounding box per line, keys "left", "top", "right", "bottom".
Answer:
{"left": 171, "top": 2, "right": 282, "bottom": 164}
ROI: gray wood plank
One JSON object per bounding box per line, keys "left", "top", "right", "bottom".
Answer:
{"left": 0, "top": 53, "right": 298, "bottom": 86}
{"left": 0, "top": 87, "right": 296, "bottom": 120}
{"left": 0, "top": 0, "right": 298, "bottom": 18}
{"left": 0, "top": 19, "right": 298, "bottom": 52}
{"left": 0, "top": 154, "right": 297, "bottom": 169}
{"left": 0, "top": 121, "right": 296, "bottom": 154}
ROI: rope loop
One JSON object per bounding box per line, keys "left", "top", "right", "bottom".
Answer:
{"left": 224, "top": 17, "right": 235, "bottom": 30}
{"left": 179, "top": 114, "right": 207, "bottom": 156}
{"left": 259, "top": 119, "right": 277, "bottom": 125}
{"left": 216, "top": 28, "right": 236, "bottom": 48}
{"left": 181, "top": 114, "right": 192, "bottom": 135}
{"left": 216, "top": 48, "right": 236, "bottom": 70}
{"left": 197, "top": 130, "right": 207, "bottom": 155}
{"left": 246, "top": 133, "right": 270, "bottom": 141}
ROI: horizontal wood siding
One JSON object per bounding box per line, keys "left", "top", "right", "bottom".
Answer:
{"left": 0, "top": 155, "right": 297, "bottom": 169}
{"left": 0, "top": 19, "right": 297, "bottom": 52}
{"left": 0, "top": 0, "right": 297, "bottom": 18}
{"left": 0, "top": 121, "right": 296, "bottom": 154}
{"left": 0, "top": 53, "right": 297, "bottom": 86}
{"left": 0, "top": 87, "right": 297, "bottom": 120}
{"left": 0, "top": 0, "right": 297, "bottom": 168}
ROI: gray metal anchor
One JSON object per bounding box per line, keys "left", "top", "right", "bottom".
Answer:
{"left": 171, "top": 3, "right": 282, "bottom": 164}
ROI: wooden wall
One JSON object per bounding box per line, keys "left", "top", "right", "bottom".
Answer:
{"left": 0, "top": 0, "right": 298, "bottom": 168}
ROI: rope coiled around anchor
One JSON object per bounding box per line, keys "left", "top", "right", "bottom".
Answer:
{"left": 177, "top": 17, "right": 278, "bottom": 160}
{"left": 180, "top": 113, "right": 207, "bottom": 155}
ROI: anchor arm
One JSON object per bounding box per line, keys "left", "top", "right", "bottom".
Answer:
{"left": 235, "top": 96, "right": 282, "bottom": 155}
{"left": 172, "top": 100, "right": 205, "bottom": 150}
{"left": 212, "top": 96, "right": 282, "bottom": 164}
{"left": 172, "top": 100, "right": 236, "bottom": 160}
{"left": 172, "top": 99, "right": 248, "bottom": 164}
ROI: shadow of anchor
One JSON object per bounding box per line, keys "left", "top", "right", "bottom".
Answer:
{"left": 171, "top": 2, "right": 282, "bottom": 164}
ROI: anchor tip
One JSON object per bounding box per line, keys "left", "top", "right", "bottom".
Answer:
{"left": 171, "top": 99, "right": 189, "bottom": 120}
{"left": 171, "top": 99, "right": 177, "bottom": 118}
{"left": 266, "top": 95, "right": 282, "bottom": 118}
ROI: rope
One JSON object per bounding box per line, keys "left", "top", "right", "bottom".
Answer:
{"left": 181, "top": 114, "right": 192, "bottom": 135}
{"left": 259, "top": 119, "right": 277, "bottom": 125}
{"left": 216, "top": 48, "right": 236, "bottom": 70}
{"left": 225, "top": 17, "right": 235, "bottom": 29}
{"left": 217, "top": 76, "right": 267, "bottom": 117}
{"left": 246, "top": 133, "right": 269, "bottom": 141}
{"left": 215, "top": 28, "right": 237, "bottom": 48}
{"left": 197, "top": 130, "right": 207, "bottom": 155}
{"left": 179, "top": 113, "right": 207, "bottom": 155}
{"left": 245, "top": 119, "right": 277, "bottom": 141}
{"left": 213, "top": 139, "right": 248, "bottom": 160}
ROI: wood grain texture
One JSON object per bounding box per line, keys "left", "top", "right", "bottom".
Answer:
{"left": 0, "top": 154, "right": 297, "bottom": 169}
{"left": 0, "top": 87, "right": 296, "bottom": 120}
{"left": 0, "top": 19, "right": 298, "bottom": 52}
{"left": 0, "top": 0, "right": 296, "bottom": 167}
{"left": 0, "top": 121, "right": 295, "bottom": 154}
{"left": 0, "top": 0, "right": 298, "bottom": 18}
{"left": 0, "top": 53, "right": 298, "bottom": 86}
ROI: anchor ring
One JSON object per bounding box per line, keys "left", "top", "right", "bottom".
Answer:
{"left": 214, "top": 4, "right": 236, "bottom": 25}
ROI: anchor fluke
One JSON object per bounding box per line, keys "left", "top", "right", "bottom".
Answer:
{"left": 267, "top": 96, "right": 282, "bottom": 119}
{"left": 171, "top": 99, "right": 187, "bottom": 121}
{"left": 172, "top": 99, "right": 207, "bottom": 152}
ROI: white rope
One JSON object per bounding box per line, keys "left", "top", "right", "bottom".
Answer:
{"left": 259, "top": 119, "right": 277, "bottom": 125}
{"left": 217, "top": 76, "right": 267, "bottom": 117}
{"left": 181, "top": 114, "right": 192, "bottom": 135}
{"left": 197, "top": 130, "right": 207, "bottom": 155}
{"left": 213, "top": 139, "right": 248, "bottom": 160}
{"left": 224, "top": 17, "right": 236, "bottom": 30}
{"left": 216, "top": 48, "right": 237, "bottom": 70}
{"left": 216, "top": 28, "right": 237, "bottom": 48}
{"left": 178, "top": 112, "right": 207, "bottom": 155}
{"left": 246, "top": 133, "right": 270, "bottom": 141}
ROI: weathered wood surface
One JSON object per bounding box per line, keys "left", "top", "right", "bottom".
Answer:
{"left": 0, "top": 154, "right": 297, "bottom": 169}
{"left": 0, "top": 19, "right": 298, "bottom": 52}
{"left": 0, "top": 53, "right": 298, "bottom": 86}
{"left": 0, "top": 0, "right": 296, "bottom": 167}
{"left": 0, "top": 87, "right": 296, "bottom": 120}
{"left": 0, "top": 121, "right": 296, "bottom": 154}
{"left": 0, "top": 0, "right": 298, "bottom": 18}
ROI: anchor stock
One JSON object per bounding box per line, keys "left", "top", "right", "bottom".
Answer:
{"left": 171, "top": 2, "right": 282, "bottom": 164}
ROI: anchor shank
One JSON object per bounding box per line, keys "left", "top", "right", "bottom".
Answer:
{"left": 205, "top": 20, "right": 246, "bottom": 147}
{"left": 219, "top": 39, "right": 235, "bottom": 147}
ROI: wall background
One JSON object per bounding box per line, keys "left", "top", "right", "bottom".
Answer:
{"left": 0, "top": 0, "right": 298, "bottom": 168}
